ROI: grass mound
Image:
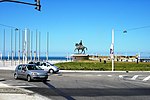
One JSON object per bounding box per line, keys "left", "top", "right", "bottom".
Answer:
{"left": 55, "top": 61, "right": 150, "bottom": 71}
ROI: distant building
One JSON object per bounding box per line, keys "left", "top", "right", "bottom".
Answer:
{"left": 139, "top": 58, "right": 150, "bottom": 62}
{"left": 89, "top": 55, "right": 138, "bottom": 62}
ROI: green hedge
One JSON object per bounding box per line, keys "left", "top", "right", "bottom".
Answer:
{"left": 55, "top": 61, "right": 150, "bottom": 71}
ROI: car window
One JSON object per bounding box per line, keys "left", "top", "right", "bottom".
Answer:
{"left": 18, "top": 65, "right": 22, "bottom": 70}
{"left": 22, "top": 66, "right": 26, "bottom": 71}
{"left": 27, "top": 65, "right": 42, "bottom": 70}
{"left": 36, "top": 62, "right": 41, "bottom": 66}
{"left": 43, "top": 63, "right": 46, "bottom": 66}
{"left": 47, "top": 62, "right": 54, "bottom": 66}
{"left": 41, "top": 63, "right": 46, "bottom": 66}
{"left": 50, "top": 64, "right": 54, "bottom": 66}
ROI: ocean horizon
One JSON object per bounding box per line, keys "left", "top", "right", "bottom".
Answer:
{"left": 0, "top": 56, "right": 71, "bottom": 61}
{"left": 0, "top": 52, "right": 150, "bottom": 61}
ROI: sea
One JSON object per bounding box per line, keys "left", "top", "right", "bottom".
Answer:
{"left": 1, "top": 52, "right": 150, "bottom": 61}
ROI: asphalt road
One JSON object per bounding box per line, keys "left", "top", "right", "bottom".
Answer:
{"left": 1, "top": 70, "right": 150, "bottom": 100}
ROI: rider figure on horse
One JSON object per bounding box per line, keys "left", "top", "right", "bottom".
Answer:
{"left": 74, "top": 40, "right": 87, "bottom": 54}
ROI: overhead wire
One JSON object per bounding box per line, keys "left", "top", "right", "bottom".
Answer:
{"left": 123, "top": 25, "right": 150, "bottom": 33}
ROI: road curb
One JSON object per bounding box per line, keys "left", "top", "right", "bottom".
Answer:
{"left": 1, "top": 67, "right": 150, "bottom": 73}
{"left": 0, "top": 78, "right": 5, "bottom": 81}
{"left": 60, "top": 70, "right": 150, "bottom": 73}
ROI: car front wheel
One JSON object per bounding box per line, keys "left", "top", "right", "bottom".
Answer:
{"left": 49, "top": 69, "right": 54, "bottom": 74}
{"left": 27, "top": 75, "right": 31, "bottom": 82}
{"left": 14, "top": 73, "right": 18, "bottom": 80}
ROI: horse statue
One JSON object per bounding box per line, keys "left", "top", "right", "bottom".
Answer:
{"left": 74, "top": 40, "right": 88, "bottom": 54}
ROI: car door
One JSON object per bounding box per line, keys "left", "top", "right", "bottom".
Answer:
{"left": 21, "top": 65, "right": 27, "bottom": 79}
{"left": 41, "top": 62, "right": 49, "bottom": 71}
{"left": 45, "top": 62, "right": 50, "bottom": 71}
{"left": 16, "top": 65, "right": 22, "bottom": 78}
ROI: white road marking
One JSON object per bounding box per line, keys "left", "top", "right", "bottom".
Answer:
{"left": 143, "top": 75, "right": 150, "bottom": 81}
{"left": 97, "top": 75, "right": 102, "bottom": 76}
{"left": 12, "top": 83, "right": 38, "bottom": 88}
{"left": 119, "top": 75, "right": 123, "bottom": 78}
{"left": 131, "top": 75, "right": 139, "bottom": 80}
{"left": 15, "top": 85, "right": 37, "bottom": 88}
{"left": 107, "top": 75, "right": 112, "bottom": 77}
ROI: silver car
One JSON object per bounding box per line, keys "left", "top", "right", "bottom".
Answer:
{"left": 14, "top": 64, "right": 48, "bottom": 82}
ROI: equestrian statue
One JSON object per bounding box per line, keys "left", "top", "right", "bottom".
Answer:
{"left": 74, "top": 40, "right": 88, "bottom": 54}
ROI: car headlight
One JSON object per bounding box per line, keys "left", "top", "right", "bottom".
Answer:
{"left": 32, "top": 72, "right": 38, "bottom": 75}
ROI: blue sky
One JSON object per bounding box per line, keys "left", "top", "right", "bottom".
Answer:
{"left": 0, "top": 0, "right": 150, "bottom": 56}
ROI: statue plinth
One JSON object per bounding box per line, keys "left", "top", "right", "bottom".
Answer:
{"left": 71, "top": 54, "right": 89, "bottom": 61}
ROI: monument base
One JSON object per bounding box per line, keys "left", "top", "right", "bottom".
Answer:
{"left": 71, "top": 54, "right": 89, "bottom": 61}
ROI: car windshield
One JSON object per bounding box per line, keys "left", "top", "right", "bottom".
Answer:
{"left": 47, "top": 62, "right": 54, "bottom": 66}
{"left": 36, "top": 62, "right": 41, "bottom": 66}
{"left": 27, "top": 65, "right": 42, "bottom": 70}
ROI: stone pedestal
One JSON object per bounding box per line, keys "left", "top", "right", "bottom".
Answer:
{"left": 71, "top": 54, "right": 89, "bottom": 61}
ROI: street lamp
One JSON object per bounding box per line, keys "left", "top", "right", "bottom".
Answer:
{"left": 110, "top": 29, "right": 114, "bottom": 71}
{"left": 110, "top": 29, "right": 126, "bottom": 71}
{"left": 0, "top": 24, "right": 18, "bottom": 66}
{"left": 111, "top": 25, "right": 150, "bottom": 71}
{"left": 123, "top": 30, "right": 127, "bottom": 33}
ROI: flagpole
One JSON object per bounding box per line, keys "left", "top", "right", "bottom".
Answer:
{"left": 112, "top": 29, "right": 114, "bottom": 71}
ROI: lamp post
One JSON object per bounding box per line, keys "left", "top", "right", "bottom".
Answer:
{"left": 110, "top": 29, "right": 114, "bottom": 71}
{"left": 110, "top": 25, "right": 150, "bottom": 71}
{"left": 110, "top": 29, "right": 127, "bottom": 71}
{"left": 0, "top": 24, "right": 18, "bottom": 66}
